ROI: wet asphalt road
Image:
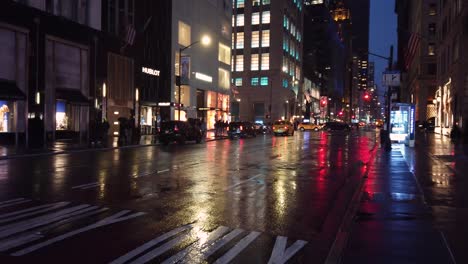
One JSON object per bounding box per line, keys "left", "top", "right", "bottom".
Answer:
{"left": 0, "top": 131, "right": 376, "bottom": 264}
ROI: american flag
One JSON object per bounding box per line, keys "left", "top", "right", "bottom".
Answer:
{"left": 125, "top": 24, "right": 136, "bottom": 46}
{"left": 404, "top": 33, "right": 421, "bottom": 70}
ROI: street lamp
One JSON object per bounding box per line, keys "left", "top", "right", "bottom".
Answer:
{"left": 177, "top": 34, "right": 211, "bottom": 120}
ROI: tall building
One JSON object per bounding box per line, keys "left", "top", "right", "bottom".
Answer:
{"left": 0, "top": 0, "right": 102, "bottom": 147}
{"left": 395, "top": 0, "right": 438, "bottom": 128}
{"left": 231, "top": 0, "right": 304, "bottom": 123}
{"left": 303, "top": 0, "right": 347, "bottom": 122}
{"left": 434, "top": 0, "right": 466, "bottom": 136}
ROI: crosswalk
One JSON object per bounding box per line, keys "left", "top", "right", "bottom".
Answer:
{"left": 0, "top": 198, "right": 308, "bottom": 263}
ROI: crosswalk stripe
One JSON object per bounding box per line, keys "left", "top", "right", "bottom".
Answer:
{"left": 0, "top": 202, "right": 69, "bottom": 219}
{"left": 0, "top": 199, "right": 31, "bottom": 209}
{"left": 268, "top": 236, "right": 308, "bottom": 264}
{"left": 110, "top": 224, "right": 194, "bottom": 264}
{"left": 162, "top": 226, "right": 230, "bottom": 264}
{"left": 0, "top": 202, "right": 70, "bottom": 224}
{"left": 213, "top": 231, "right": 261, "bottom": 264}
{"left": 1, "top": 208, "right": 108, "bottom": 252}
{"left": 0, "top": 198, "right": 25, "bottom": 205}
{"left": 11, "top": 210, "right": 145, "bottom": 256}
{"left": 197, "top": 228, "right": 245, "bottom": 260}
{"left": 0, "top": 204, "right": 93, "bottom": 239}
{"left": 129, "top": 231, "right": 193, "bottom": 264}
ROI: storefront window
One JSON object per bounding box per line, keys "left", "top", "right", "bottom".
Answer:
{"left": 56, "top": 101, "right": 69, "bottom": 130}
{"left": 0, "top": 101, "right": 14, "bottom": 133}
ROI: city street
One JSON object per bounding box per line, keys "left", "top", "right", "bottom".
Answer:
{"left": 0, "top": 131, "right": 376, "bottom": 263}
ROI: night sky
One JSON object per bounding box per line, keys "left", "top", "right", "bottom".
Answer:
{"left": 369, "top": 0, "right": 397, "bottom": 97}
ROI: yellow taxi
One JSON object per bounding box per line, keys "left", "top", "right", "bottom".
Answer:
{"left": 273, "top": 120, "right": 294, "bottom": 136}
{"left": 298, "top": 122, "right": 322, "bottom": 131}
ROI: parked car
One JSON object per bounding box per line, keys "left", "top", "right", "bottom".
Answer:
{"left": 158, "top": 120, "right": 202, "bottom": 145}
{"left": 272, "top": 120, "right": 295, "bottom": 136}
{"left": 228, "top": 122, "right": 257, "bottom": 139}
{"left": 322, "top": 122, "right": 351, "bottom": 131}
{"left": 298, "top": 122, "right": 322, "bottom": 131}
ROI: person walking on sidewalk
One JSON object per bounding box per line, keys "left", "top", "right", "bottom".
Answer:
{"left": 200, "top": 118, "right": 207, "bottom": 139}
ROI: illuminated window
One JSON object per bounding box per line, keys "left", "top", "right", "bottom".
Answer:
{"left": 283, "top": 56, "right": 288, "bottom": 71}
{"left": 429, "top": 4, "right": 437, "bottom": 16}
{"left": 252, "top": 31, "right": 260, "bottom": 48}
{"left": 262, "top": 11, "right": 270, "bottom": 24}
{"left": 231, "top": 33, "right": 235, "bottom": 49}
{"left": 262, "top": 0, "right": 270, "bottom": 4}
{"left": 260, "top": 77, "right": 268, "bottom": 86}
{"left": 236, "top": 0, "right": 245, "bottom": 8}
{"left": 282, "top": 79, "right": 288, "bottom": 88}
{"left": 428, "top": 43, "right": 435, "bottom": 56}
{"left": 261, "top": 30, "right": 270, "bottom": 47}
{"left": 251, "top": 54, "right": 259, "bottom": 71}
{"left": 236, "top": 14, "right": 244, "bottom": 26}
{"left": 252, "top": 12, "right": 260, "bottom": 25}
{"left": 218, "top": 43, "right": 231, "bottom": 64}
{"left": 235, "top": 55, "right": 244, "bottom": 71}
{"left": 232, "top": 16, "right": 235, "bottom": 27}
{"left": 261, "top": 53, "right": 269, "bottom": 70}
{"left": 251, "top": 77, "right": 259, "bottom": 86}
{"left": 218, "top": 68, "right": 230, "bottom": 89}
{"left": 236, "top": 32, "right": 244, "bottom": 49}
{"left": 178, "top": 21, "right": 191, "bottom": 46}
{"left": 253, "top": 0, "right": 260, "bottom": 6}
{"left": 234, "top": 78, "right": 243, "bottom": 86}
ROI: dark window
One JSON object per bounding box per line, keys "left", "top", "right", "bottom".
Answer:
{"left": 427, "top": 63, "right": 436, "bottom": 75}
{"left": 46, "top": 0, "right": 53, "bottom": 12}
{"left": 428, "top": 23, "right": 436, "bottom": 35}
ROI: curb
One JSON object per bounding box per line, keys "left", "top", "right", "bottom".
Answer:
{"left": 0, "top": 136, "right": 229, "bottom": 161}
{"left": 325, "top": 133, "right": 378, "bottom": 264}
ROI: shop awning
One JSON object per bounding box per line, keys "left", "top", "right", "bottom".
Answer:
{"left": 0, "top": 79, "right": 26, "bottom": 100}
{"left": 56, "top": 88, "right": 90, "bottom": 105}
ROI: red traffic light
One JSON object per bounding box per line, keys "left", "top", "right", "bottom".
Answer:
{"left": 338, "top": 111, "right": 343, "bottom": 116}
{"left": 321, "top": 99, "right": 327, "bottom": 107}
{"left": 364, "top": 94, "right": 370, "bottom": 100}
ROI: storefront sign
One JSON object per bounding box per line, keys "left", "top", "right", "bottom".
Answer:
{"left": 142, "top": 67, "right": 160, "bottom": 76}
{"left": 180, "top": 56, "right": 190, "bottom": 85}
{"left": 195, "top": 72, "right": 213, "bottom": 83}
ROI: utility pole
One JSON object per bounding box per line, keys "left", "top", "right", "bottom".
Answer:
{"left": 384, "top": 45, "right": 394, "bottom": 151}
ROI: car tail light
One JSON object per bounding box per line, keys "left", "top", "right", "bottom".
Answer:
{"left": 227, "top": 127, "right": 230, "bottom": 131}
{"left": 174, "top": 125, "right": 179, "bottom": 132}
{"left": 240, "top": 126, "right": 243, "bottom": 131}
{"left": 284, "top": 126, "right": 288, "bottom": 129}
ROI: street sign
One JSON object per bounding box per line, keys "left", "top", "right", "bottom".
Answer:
{"left": 382, "top": 71, "right": 400, "bottom": 86}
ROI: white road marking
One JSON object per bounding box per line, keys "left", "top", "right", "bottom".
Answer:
{"left": 11, "top": 210, "right": 146, "bottom": 256}
{"left": 197, "top": 228, "right": 245, "bottom": 260}
{"left": 0, "top": 207, "right": 108, "bottom": 252}
{"left": 0, "top": 202, "right": 70, "bottom": 224}
{"left": 213, "top": 231, "right": 261, "bottom": 264}
{"left": 0, "top": 204, "right": 92, "bottom": 238}
{"left": 71, "top": 182, "right": 99, "bottom": 189}
{"left": 268, "top": 236, "right": 308, "bottom": 264}
{"left": 129, "top": 231, "right": 193, "bottom": 264}
{"left": 157, "top": 169, "right": 170, "bottom": 174}
{"left": 224, "top": 174, "right": 263, "bottom": 191}
{"left": 110, "top": 224, "right": 194, "bottom": 264}
{"left": 162, "top": 226, "right": 230, "bottom": 264}
{"left": 0, "top": 199, "right": 31, "bottom": 209}
{"left": 80, "top": 183, "right": 101, "bottom": 190}
{"left": 0, "top": 198, "right": 25, "bottom": 205}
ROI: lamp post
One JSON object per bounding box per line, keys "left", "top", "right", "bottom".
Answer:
{"left": 177, "top": 35, "right": 211, "bottom": 120}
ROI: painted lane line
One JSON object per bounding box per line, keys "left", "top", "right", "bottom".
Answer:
{"left": 213, "top": 231, "right": 261, "bottom": 264}
{"left": 0, "top": 201, "right": 70, "bottom": 224}
{"left": 0, "top": 204, "right": 92, "bottom": 238}
{"left": 110, "top": 224, "right": 195, "bottom": 264}
{"left": 0, "top": 202, "right": 69, "bottom": 219}
{"left": 71, "top": 182, "right": 99, "bottom": 189}
{"left": 129, "top": 231, "right": 193, "bottom": 264}
{"left": 80, "top": 184, "right": 102, "bottom": 190}
{"left": 162, "top": 226, "right": 230, "bottom": 264}
{"left": 157, "top": 169, "right": 170, "bottom": 174}
{"left": 267, "top": 236, "right": 308, "bottom": 264}
{"left": 196, "top": 228, "right": 245, "bottom": 261}
{"left": 223, "top": 174, "right": 263, "bottom": 191}
{"left": 11, "top": 210, "right": 146, "bottom": 256}
{"left": 0, "top": 208, "right": 108, "bottom": 252}
{"left": 0, "top": 198, "right": 25, "bottom": 205}
{"left": 0, "top": 199, "right": 31, "bottom": 209}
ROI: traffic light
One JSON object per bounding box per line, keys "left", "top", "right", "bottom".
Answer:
{"left": 364, "top": 94, "right": 370, "bottom": 100}
{"left": 338, "top": 111, "right": 343, "bottom": 116}
{"left": 320, "top": 98, "right": 327, "bottom": 107}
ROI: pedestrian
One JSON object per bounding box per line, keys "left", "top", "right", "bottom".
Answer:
{"left": 102, "top": 118, "right": 110, "bottom": 146}
{"left": 200, "top": 118, "right": 207, "bottom": 139}
{"left": 118, "top": 117, "right": 128, "bottom": 145}
{"left": 127, "top": 113, "right": 136, "bottom": 144}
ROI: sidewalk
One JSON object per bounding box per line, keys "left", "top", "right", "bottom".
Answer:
{"left": 341, "top": 145, "right": 455, "bottom": 264}
{"left": 0, "top": 131, "right": 227, "bottom": 160}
